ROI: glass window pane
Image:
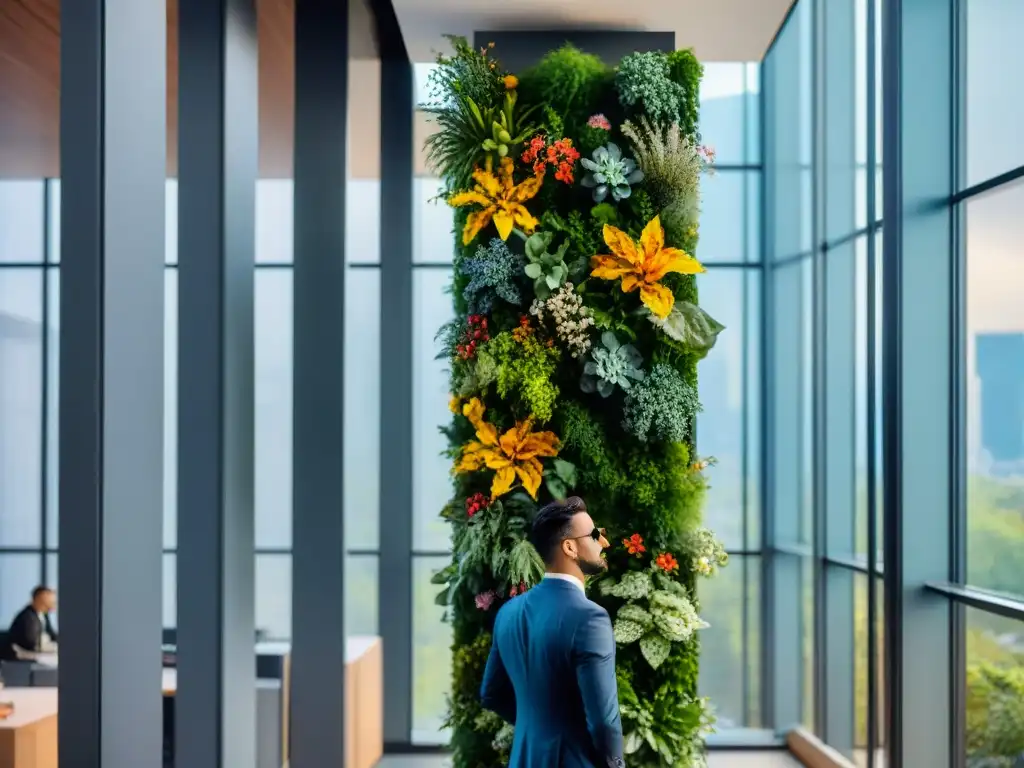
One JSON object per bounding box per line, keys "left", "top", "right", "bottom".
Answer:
{"left": 0, "top": 181, "right": 45, "bottom": 264}
{"left": 964, "top": 0, "right": 1024, "bottom": 186}
{"left": 855, "top": 237, "right": 869, "bottom": 557}
{"left": 745, "top": 270, "right": 763, "bottom": 550}
{"left": 697, "top": 269, "right": 760, "bottom": 551}
{"left": 854, "top": 574, "right": 869, "bottom": 765}
{"left": 163, "top": 554, "right": 176, "bottom": 630}
{"left": 964, "top": 607, "right": 1024, "bottom": 765}
{"left": 347, "top": 180, "right": 381, "bottom": 264}
{"left": 47, "top": 181, "right": 60, "bottom": 264}
{"left": 163, "top": 271, "right": 178, "bottom": 549}
{"left": 165, "top": 179, "right": 178, "bottom": 265}
{"left": 744, "top": 63, "right": 761, "bottom": 165}
{"left": 414, "top": 177, "right": 455, "bottom": 265}
{"left": 255, "top": 271, "right": 293, "bottom": 548}
{"left": 873, "top": 229, "right": 884, "bottom": 570}
{"left": 698, "top": 554, "right": 761, "bottom": 729}
{"left": 413, "top": 268, "right": 454, "bottom": 552}
{"left": 0, "top": 555, "right": 42, "bottom": 632}
{"left": 965, "top": 183, "right": 1024, "bottom": 596}
{"left": 700, "top": 171, "right": 758, "bottom": 264}
{"left": 346, "top": 554, "right": 379, "bottom": 636}
{"left": 0, "top": 269, "right": 43, "bottom": 546}
{"left": 46, "top": 270, "right": 59, "bottom": 548}
{"left": 346, "top": 268, "right": 381, "bottom": 549}
{"left": 256, "top": 181, "right": 293, "bottom": 264}
{"left": 700, "top": 63, "right": 755, "bottom": 166}
{"left": 801, "top": 554, "right": 815, "bottom": 729}
{"left": 256, "top": 554, "right": 292, "bottom": 641}
{"left": 412, "top": 555, "right": 451, "bottom": 744}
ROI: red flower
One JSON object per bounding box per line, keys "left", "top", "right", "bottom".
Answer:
{"left": 521, "top": 135, "right": 579, "bottom": 183}
{"left": 521, "top": 135, "right": 547, "bottom": 174}
{"left": 623, "top": 533, "right": 646, "bottom": 556}
{"left": 655, "top": 552, "right": 679, "bottom": 573}
{"left": 465, "top": 492, "right": 489, "bottom": 517}
{"left": 508, "top": 581, "right": 529, "bottom": 597}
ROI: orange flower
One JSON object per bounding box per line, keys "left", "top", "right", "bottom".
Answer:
{"left": 455, "top": 397, "right": 560, "bottom": 499}
{"left": 623, "top": 533, "right": 646, "bottom": 556}
{"left": 590, "top": 216, "right": 705, "bottom": 319}
{"left": 655, "top": 552, "right": 679, "bottom": 573}
{"left": 503, "top": 74, "right": 519, "bottom": 90}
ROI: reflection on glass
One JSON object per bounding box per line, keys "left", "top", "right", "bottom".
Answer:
{"left": 965, "top": 185, "right": 1024, "bottom": 597}
{"left": 46, "top": 272, "right": 59, "bottom": 549}
{"left": 855, "top": 237, "right": 869, "bottom": 556}
{"left": 0, "top": 269, "right": 44, "bottom": 547}
{"left": 801, "top": 554, "right": 816, "bottom": 729}
{"left": 412, "top": 556, "right": 452, "bottom": 744}
{"left": 698, "top": 555, "right": 761, "bottom": 728}
{"left": 965, "top": 608, "right": 1024, "bottom": 766}
{"left": 854, "top": 575, "right": 869, "bottom": 764}
{"left": 965, "top": 0, "right": 1024, "bottom": 186}
{"left": 413, "top": 268, "right": 455, "bottom": 552}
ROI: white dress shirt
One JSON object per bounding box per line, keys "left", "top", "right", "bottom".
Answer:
{"left": 543, "top": 572, "right": 586, "bottom": 594}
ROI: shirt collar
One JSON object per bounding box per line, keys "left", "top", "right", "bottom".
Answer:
{"left": 543, "top": 572, "right": 586, "bottom": 594}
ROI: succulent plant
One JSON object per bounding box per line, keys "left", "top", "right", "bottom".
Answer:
{"left": 579, "top": 142, "right": 644, "bottom": 203}
{"left": 580, "top": 331, "right": 645, "bottom": 398}
{"left": 478, "top": 90, "right": 538, "bottom": 160}
{"left": 518, "top": 230, "right": 570, "bottom": 300}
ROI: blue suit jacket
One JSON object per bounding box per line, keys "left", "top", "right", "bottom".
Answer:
{"left": 480, "top": 577, "right": 625, "bottom": 768}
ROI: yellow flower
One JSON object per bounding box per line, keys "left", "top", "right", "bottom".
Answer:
{"left": 454, "top": 397, "right": 559, "bottom": 500}
{"left": 448, "top": 157, "right": 544, "bottom": 245}
{"left": 503, "top": 74, "right": 519, "bottom": 90}
{"left": 589, "top": 215, "right": 705, "bottom": 319}
{"left": 449, "top": 395, "right": 461, "bottom": 414}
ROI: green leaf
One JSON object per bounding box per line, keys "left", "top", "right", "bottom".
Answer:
{"left": 613, "top": 618, "right": 646, "bottom": 644}
{"left": 615, "top": 603, "right": 654, "bottom": 629}
{"left": 545, "top": 273, "right": 560, "bottom": 290}
{"left": 552, "top": 458, "right": 577, "bottom": 487}
{"left": 639, "top": 632, "right": 671, "bottom": 669}
{"left": 590, "top": 202, "right": 619, "bottom": 226}
{"left": 609, "top": 571, "right": 653, "bottom": 600}
{"left": 430, "top": 567, "right": 451, "bottom": 585}
{"left": 524, "top": 262, "right": 543, "bottom": 279}
{"left": 434, "top": 587, "right": 450, "bottom": 606}
{"left": 546, "top": 475, "right": 567, "bottom": 500}
{"left": 647, "top": 301, "right": 726, "bottom": 360}
{"left": 623, "top": 731, "right": 644, "bottom": 755}
{"left": 589, "top": 307, "right": 614, "bottom": 329}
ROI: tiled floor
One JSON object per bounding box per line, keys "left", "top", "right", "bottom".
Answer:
{"left": 380, "top": 751, "right": 802, "bottom": 767}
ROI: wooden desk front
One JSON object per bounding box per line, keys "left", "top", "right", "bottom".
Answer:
{"left": 0, "top": 689, "right": 57, "bottom": 768}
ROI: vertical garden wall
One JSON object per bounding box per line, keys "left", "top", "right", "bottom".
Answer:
{"left": 424, "top": 37, "right": 729, "bottom": 768}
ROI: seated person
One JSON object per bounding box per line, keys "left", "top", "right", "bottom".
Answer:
{"left": 7, "top": 586, "right": 58, "bottom": 658}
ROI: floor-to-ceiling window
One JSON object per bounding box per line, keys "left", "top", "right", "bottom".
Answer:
{"left": 958, "top": 1, "right": 1024, "bottom": 764}
{"left": 764, "top": 0, "right": 885, "bottom": 762}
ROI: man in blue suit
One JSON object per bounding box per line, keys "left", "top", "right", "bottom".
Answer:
{"left": 481, "top": 496, "right": 625, "bottom": 767}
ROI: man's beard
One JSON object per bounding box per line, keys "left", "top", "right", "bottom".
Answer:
{"left": 579, "top": 556, "right": 608, "bottom": 577}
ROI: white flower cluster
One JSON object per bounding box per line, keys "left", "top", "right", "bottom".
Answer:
{"left": 684, "top": 527, "right": 729, "bottom": 577}
{"left": 529, "top": 282, "right": 594, "bottom": 358}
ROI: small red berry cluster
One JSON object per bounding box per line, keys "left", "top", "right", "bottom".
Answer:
{"left": 465, "top": 492, "right": 489, "bottom": 517}
{"left": 509, "top": 581, "right": 529, "bottom": 596}
{"left": 456, "top": 315, "right": 490, "bottom": 360}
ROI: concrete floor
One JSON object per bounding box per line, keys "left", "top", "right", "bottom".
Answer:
{"left": 380, "top": 751, "right": 802, "bottom": 767}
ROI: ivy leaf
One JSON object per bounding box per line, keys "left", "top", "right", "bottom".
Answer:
{"left": 639, "top": 632, "right": 671, "bottom": 669}
{"left": 613, "top": 618, "right": 646, "bottom": 644}
{"left": 645, "top": 301, "right": 725, "bottom": 360}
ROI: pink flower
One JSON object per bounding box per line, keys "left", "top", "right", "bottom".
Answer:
{"left": 587, "top": 113, "right": 611, "bottom": 131}
{"left": 698, "top": 144, "right": 717, "bottom": 164}
{"left": 475, "top": 590, "right": 497, "bottom": 611}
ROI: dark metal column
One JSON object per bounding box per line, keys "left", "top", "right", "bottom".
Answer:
{"left": 58, "top": 0, "right": 166, "bottom": 765}
{"left": 368, "top": 0, "right": 414, "bottom": 745}
{"left": 291, "top": 0, "right": 349, "bottom": 764}
{"left": 176, "top": 0, "right": 259, "bottom": 765}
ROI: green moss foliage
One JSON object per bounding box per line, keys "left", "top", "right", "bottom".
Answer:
{"left": 425, "top": 38, "right": 725, "bottom": 767}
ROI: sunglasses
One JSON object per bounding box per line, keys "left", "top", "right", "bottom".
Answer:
{"left": 568, "top": 527, "right": 607, "bottom": 542}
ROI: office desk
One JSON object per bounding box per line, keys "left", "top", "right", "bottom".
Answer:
{"left": 0, "top": 689, "right": 57, "bottom": 768}
{"left": 0, "top": 636, "right": 382, "bottom": 768}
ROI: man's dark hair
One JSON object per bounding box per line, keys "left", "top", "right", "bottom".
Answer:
{"left": 31, "top": 586, "right": 52, "bottom": 600}
{"left": 529, "top": 496, "right": 587, "bottom": 564}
